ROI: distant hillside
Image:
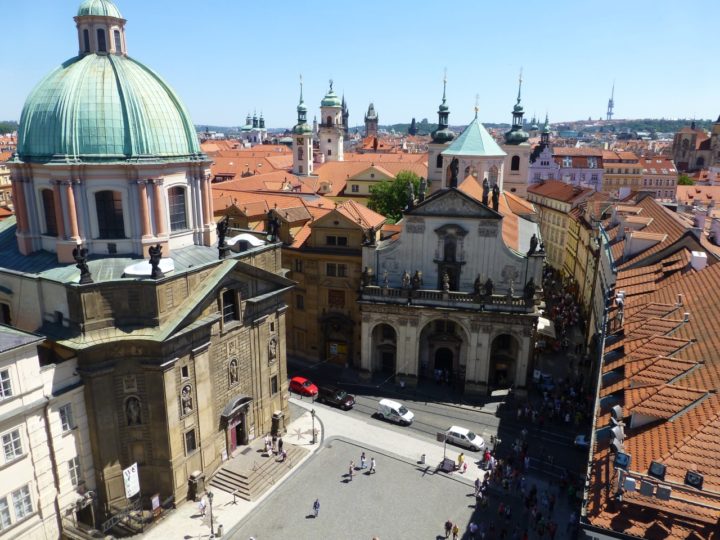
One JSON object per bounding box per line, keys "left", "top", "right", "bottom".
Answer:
{"left": 0, "top": 121, "right": 17, "bottom": 135}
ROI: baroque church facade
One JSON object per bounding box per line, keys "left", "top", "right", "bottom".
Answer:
{"left": 359, "top": 86, "right": 545, "bottom": 393}
{"left": 1, "top": 0, "right": 291, "bottom": 523}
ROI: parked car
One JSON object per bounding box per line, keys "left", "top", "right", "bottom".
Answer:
{"left": 317, "top": 385, "right": 355, "bottom": 410}
{"left": 574, "top": 434, "right": 590, "bottom": 450}
{"left": 289, "top": 376, "right": 318, "bottom": 397}
{"left": 446, "top": 426, "right": 485, "bottom": 452}
{"left": 377, "top": 398, "right": 414, "bottom": 425}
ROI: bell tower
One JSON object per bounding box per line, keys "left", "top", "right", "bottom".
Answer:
{"left": 319, "top": 80, "right": 344, "bottom": 162}
{"left": 292, "top": 77, "right": 313, "bottom": 176}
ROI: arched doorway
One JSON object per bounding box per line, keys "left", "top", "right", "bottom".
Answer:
{"left": 419, "top": 319, "right": 466, "bottom": 389}
{"left": 321, "top": 313, "right": 354, "bottom": 367}
{"left": 371, "top": 324, "right": 397, "bottom": 374}
{"left": 489, "top": 334, "right": 519, "bottom": 388}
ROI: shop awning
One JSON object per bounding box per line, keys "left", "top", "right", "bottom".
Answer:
{"left": 537, "top": 317, "right": 556, "bottom": 339}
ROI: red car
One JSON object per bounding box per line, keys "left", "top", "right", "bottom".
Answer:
{"left": 289, "top": 376, "right": 318, "bottom": 397}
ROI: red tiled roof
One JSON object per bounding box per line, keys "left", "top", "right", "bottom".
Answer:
{"left": 527, "top": 179, "right": 593, "bottom": 203}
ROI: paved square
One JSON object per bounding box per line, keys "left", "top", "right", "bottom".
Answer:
{"left": 228, "top": 437, "right": 478, "bottom": 539}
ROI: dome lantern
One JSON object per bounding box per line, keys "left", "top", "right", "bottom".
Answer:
{"left": 75, "top": 0, "right": 127, "bottom": 56}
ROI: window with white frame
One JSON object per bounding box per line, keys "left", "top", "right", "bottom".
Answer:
{"left": 563, "top": 156, "right": 572, "bottom": 168}
{"left": 68, "top": 457, "right": 81, "bottom": 487}
{"left": 0, "top": 370, "right": 11, "bottom": 400}
{"left": 11, "top": 486, "right": 32, "bottom": 520}
{"left": 0, "top": 496, "right": 9, "bottom": 530}
{"left": 2, "top": 429, "right": 23, "bottom": 462}
{"left": 59, "top": 403, "right": 74, "bottom": 432}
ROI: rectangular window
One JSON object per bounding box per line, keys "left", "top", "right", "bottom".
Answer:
{"left": 325, "top": 236, "right": 348, "bottom": 246}
{"left": 295, "top": 294, "right": 304, "bottom": 310}
{"left": 0, "top": 497, "right": 10, "bottom": 530}
{"left": 2, "top": 429, "right": 23, "bottom": 462}
{"left": 168, "top": 187, "right": 188, "bottom": 231}
{"left": 96, "top": 29, "right": 106, "bottom": 52}
{"left": 270, "top": 375, "right": 278, "bottom": 395}
{"left": 95, "top": 190, "right": 125, "bottom": 239}
{"left": 0, "top": 370, "right": 10, "bottom": 400}
{"left": 184, "top": 429, "right": 197, "bottom": 454}
{"left": 587, "top": 157, "right": 597, "bottom": 168}
{"left": 59, "top": 403, "right": 74, "bottom": 432}
{"left": 113, "top": 29, "right": 122, "bottom": 53}
{"left": 294, "top": 259, "right": 303, "bottom": 273}
{"left": 222, "top": 289, "right": 240, "bottom": 323}
{"left": 41, "top": 189, "right": 58, "bottom": 237}
{"left": 328, "top": 289, "right": 345, "bottom": 308}
{"left": 11, "top": 486, "right": 32, "bottom": 520}
{"left": 326, "top": 263, "right": 347, "bottom": 277}
{"left": 351, "top": 185, "right": 359, "bottom": 193}
{"left": 68, "top": 457, "right": 81, "bottom": 487}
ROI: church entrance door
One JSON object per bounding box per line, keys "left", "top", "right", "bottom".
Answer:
{"left": 434, "top": 347, "right": 454, "bottom": 376}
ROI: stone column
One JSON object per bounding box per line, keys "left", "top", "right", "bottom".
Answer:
{"left": 64, "top": 180, "right": 80, "bottom": 241}
{"left": 137, "top": 180, "right": 151, "bottom": 238}
{"left": 152, "top": 179, "right": 166, "bottom": 236}
{"left": 200, "top": 175, "right": 211, "bottom": 225}
{"left": 52, "top": 181, "right": 66, "bottom": 239}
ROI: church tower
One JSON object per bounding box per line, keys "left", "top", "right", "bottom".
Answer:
{"left": 292, "top": 79, "right": 313, "bottom": 176}
{"left": 319, "top": 80, "right": 344, "bottom": 162}
{"left": 501, "top": 72, "right": 532, "bottom": 196}
{"left": 428, "top": 76, "right": 455, "bottom": 193}
{"left": 364, "top": 103, "right": 378, "bottom": 138}
{"left": 341, "top": 94, "right": 349, "bottom": 137}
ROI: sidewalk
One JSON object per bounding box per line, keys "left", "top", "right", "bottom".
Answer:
{"left": 138, "top": 404, "right": 320, "bottom": 539}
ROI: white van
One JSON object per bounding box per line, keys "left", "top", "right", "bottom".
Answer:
{"left": 377, "top": 399, "right": 414, "bottom": 425}
{"left": 446, "top": 426, "right": 485, "bottom": 451}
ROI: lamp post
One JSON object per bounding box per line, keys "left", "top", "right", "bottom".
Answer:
{"left": 207, "top": 490, "right": 214, "bottom": 536}
{"left": 311, "top": 409, "right": 316, "bottom": 444}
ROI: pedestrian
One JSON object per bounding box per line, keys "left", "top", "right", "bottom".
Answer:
{"left": 313, "top": 498, "right": 320, "bottom": 517}
{"left": 198, "top": 497, "right": 206, "bottom": 517}
{"left": 445, "top": 519, "right": 453, "bottom": 538}
{"left": 348, "top": 461, "right": 354, "bottom": 481}
{"left": 475, "top": 477, "right": 481, "bottom": 496}
{"left": 278, "top": 437, "right": 283, "bottom": 454}
{"left": 360, "top": 451, "right": 367, "bottom": 469}
{"left": 280, "top": 449, "right": 287, "bottom": 462}
{"left": 370, "top": 457, "right": 376, "bottom": 474}
{"left": 452, "top": 523, "right": 460, "bottom": 540}
{"left": 469, "top": 522, "right": 479, "bottom": 539}
{"left": 457, "top": 452, "right": 465, "bottom": 471}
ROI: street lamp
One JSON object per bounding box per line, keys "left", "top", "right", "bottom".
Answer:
{"left": 207, "top": 490, "right": 214, "bottom": 536}
{"left": 311, "top": 409, "right": 316, "bottom": 444}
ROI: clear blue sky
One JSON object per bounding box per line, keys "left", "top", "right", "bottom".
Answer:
{"left": 2, "top": 0, "right": 718, "bottom": 128}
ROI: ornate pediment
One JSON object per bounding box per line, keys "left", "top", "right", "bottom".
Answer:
{"left": 408, "top": 189, "right": 501, "bottom": 219}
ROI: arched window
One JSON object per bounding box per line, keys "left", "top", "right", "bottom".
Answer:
{"left": 97, "top": 29, "right": 106, "bottom": 52}
{"left": 168, "top": 186, "right": 188, "bottom": 231}
{"left": 95, "top": 190, "right": 125, "bottom": 239}
{"left": 83, "top": 29, "right": 90, "bottom": 52}
{"left": 489, "top": 165, "right": 499, "bottom": 184}
{"left": 436, "top": 154, "right": 443, "bottom": 169}
{"left": 41, "top": 189, "right": 58, "bottom": 237}
{"left": 113, "top": 30, "right": 122, "bottom": 53}
{"left": 511, "top": 155, "right": 520, "bottom": 171}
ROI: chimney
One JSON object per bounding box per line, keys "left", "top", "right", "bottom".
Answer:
{"left": 693, "top": 209, "right": 707, "bottom": 230}
{"left": 683, "top": 312, "right": 690, "bottom": 322}
{"left": 690, "top": 251, "right": 708, "bottom": 271}
{"left": 677, "top": 293, "right": 684, "bottom": 307}
{"left": 710, "top": 218, "right": 720, "bottom": 246}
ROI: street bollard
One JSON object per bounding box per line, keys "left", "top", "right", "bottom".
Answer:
{"left": 420, "top": 453, "right": 426, "bottom": 464}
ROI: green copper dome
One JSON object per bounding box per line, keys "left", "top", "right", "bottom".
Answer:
{"left": 321, "top": 90, "right": 341, "bottom": 108}
{"left": 77, "top": 0, "right": 123, "bottom": 18}
{"left": 17, "top": 54, "right": 204, "bottom": 163}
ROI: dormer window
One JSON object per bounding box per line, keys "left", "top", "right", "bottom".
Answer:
{"left": 97, "top": 29, "right": 107, "bottom": 52}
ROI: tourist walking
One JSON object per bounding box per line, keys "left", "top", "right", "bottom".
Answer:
{"left": 452, "top": 523, "right": 460, "bottom": 540}
{"left": 348, "top": 461, "right": 355, "bottom": 481}
{"left": 360, "top": 451, "right": 367, "bottom": 469}
{"left": 370, "top": 457, "right": 377, "bottom": 474}
{"left": 445, "top": 519, "right": 453, "bottom": 538}
{"left": 313, "top": 498, "right": 320, "bottom": 518}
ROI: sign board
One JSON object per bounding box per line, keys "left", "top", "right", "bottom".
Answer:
{"left": 123, "top": 462, "right": 140, "bottom": 499}
{"left": 151, "top": 494, "right": 160, "bottom": 511}
{"left": 436, "top": 432, "right": 447, "bottom": 443}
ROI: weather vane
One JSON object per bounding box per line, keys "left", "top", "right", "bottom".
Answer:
{"left": 329, "top": 78, "right": 333, "bottom": 91}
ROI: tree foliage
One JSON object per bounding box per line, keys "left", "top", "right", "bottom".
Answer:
{"left": 367, "top": 170, "right": 423, "bottom": 223}
{"left": 677, "top": 175, "right": 694, "bottom": 186}
{"left": 0, "top": 121, "right": 18, "bottom": 135}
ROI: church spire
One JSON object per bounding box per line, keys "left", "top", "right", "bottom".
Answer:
{"left": 431, "top": 71, "right": 454, "bottom": 144}
{"left": 504, "top": 69, "right": 529, "bottom": 145}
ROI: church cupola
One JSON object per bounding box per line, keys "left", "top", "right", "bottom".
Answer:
{"left": 319, "top": 79, "right": 344, "bottom": 161}
{"left": 540, "top": 114, "right": 551, "bottom": 147}
{"left": 259, "top": 113, "right": 265, "bottom": 129}
{"left": 431, "top": 76, "right": 455, "bottom": 144}
{"left": 75, "top": 0, "right": 127, "bottom": 56}
{"left": 504, "top": 71, "right": 530, "bottom": 145}
{"left": 252, "top": 112, "right": 258, "bottom": 128}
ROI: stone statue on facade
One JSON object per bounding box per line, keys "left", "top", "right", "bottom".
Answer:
{"left": 126, "top": 396, "right": 141, "bottom": 426}
{"left": 73, "top": 244, "right": 93, "bottom": 284}
{"left": 484, "top": 278, "right": 494, "bottom": 297}
{"left": 148, "top": 244, "right": 164, "bottom": 279}
{"left": 363, "top": 227, "right": 375, "bottom": 246}
{"left": 528, "top": 233, "right": 538, "bottom": 256}
{"left": 449, "top": 157, "right": 459, "bottom": 188}
{"left": 418, "top": 177, "right": 427, "bottom": 202}
{"left": 268, "top": 337, "right": 278, "bottom": 360}
{"left": 492, "top": 183, "right": 500, "bottom": 211}
{"left": 361, "top": 266, "right": 374, "bottom": 287}
{"left": 473, "top": 274, "right": 482, "bottom": 296}
{"left": 382, "top": 270, "right": 389, "bottom": 288}
{"left": 401, "top": 270, "right": 411, "bottom": 288}
{"left": 229, "top": 359, "right": 239, "bottom": 384}
{"left": 266, "top": 210, "right": 280, "bottom": 241}
{"left": 482, "top": 178, "right": 490, "bottom": 206}
{"left": 181, "top": 385, "right": 193, "bottom": 415}
{"left": 411, "top": 270, "right": 423, "bottom": 290}
{"left": 442, "top": 272, "right": 450, "bottom": 291}
{"left": 217, "top": 215, "right": 230, "bottom": 259}
{"left": 524, "top": 278, "right": 537, "bottom": 302}
{"left": 406, "top": 181, "right": 415, "bottom": 211}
